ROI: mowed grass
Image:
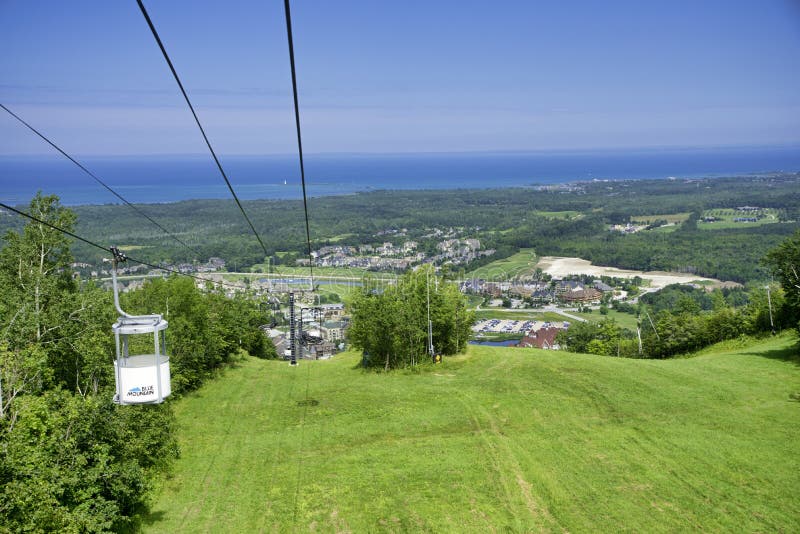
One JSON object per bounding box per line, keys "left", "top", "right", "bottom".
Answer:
{"left": 143, "top": 334, "right": 800, "bottom": 532}
{"left": 534, "top": 210, "right": 582, "bottom": 219}
{"left": 630, "top": 213, "right": 691, "bottom": 224}
{"left": 698, "top": 208, "right": 781, "bottom": 231}
{"left": 244, "top": 265, "right": 371, "bottom": 278}
{"left": 467, "top": 248, "right": 537, "bottom": 280}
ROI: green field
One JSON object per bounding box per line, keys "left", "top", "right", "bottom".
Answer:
{"left": 630, "top": 212, "right": 691, "bottom": 224}
{"left": 534, "top": 210, "right": 582, "bottom": 219}
{"left": 648, "top": 224, "right": 679, "bottom": 233}
{"left": 245, "top": 264, "right": 371, "bottom": 278}
{"left": 467, "top": 248, "right": 537, "bottom": 280}
{"left": 143, "top": 334, "right": 800, "bottom": 532}
{"left": 699, "top": 208, "right": 780, "bottom": 230}
{"left": 315, "top": 283, "right": 355, "bottom": 302}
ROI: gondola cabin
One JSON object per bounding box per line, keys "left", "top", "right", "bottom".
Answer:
{"left": 113, "top": 314, "right": 171, "bottom": 404}
{"left": 110, "top": 247, "right": 171, "bottom": 405}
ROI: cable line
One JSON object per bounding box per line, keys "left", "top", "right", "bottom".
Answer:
{"left": 0, "top": 103, "right": 204, "bottom": 258}
{"left": 135, "top": 0, "right": 269, "bottom": 257}
{"left": 0, "top": 200, "right": 250, "bottom": 292}
{"left": 1, "top": 200, "right": 109, "bottom": 252}
{"left": 283, "top": 0, "right": 315, "bottom": 287}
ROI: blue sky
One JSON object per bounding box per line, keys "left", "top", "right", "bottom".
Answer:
{"left": 1, "top": 0, "right": 799, "bottom": 156}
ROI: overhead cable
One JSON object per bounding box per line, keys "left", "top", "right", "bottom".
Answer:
{"left": 135, "top": 0, "right": 269, "bottom": 257}
{"left": 0, "top": 200, "right": 109, "bottom": 252}
{"left": 283, "top": 0, "right": 315, "bottom": 287}
{"left": 0, "top": 103, "right": 203, "bottom": 258}
{"left": 0, "top": 200, "right": 255, "bottom": 292}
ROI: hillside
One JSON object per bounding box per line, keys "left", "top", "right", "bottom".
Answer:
{"left": 142, "top": 335, "right": 800, "bottom": 532}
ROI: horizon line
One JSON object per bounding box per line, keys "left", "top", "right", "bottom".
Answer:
{"left": 2, "top": 142, "right": 800, "bottom": 160}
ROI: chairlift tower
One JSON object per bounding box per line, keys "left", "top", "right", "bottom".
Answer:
{"left": 427, "top": 268, "right": 435, "bottom": 360}
{"left": 289, "top": 291, "right": 298, "bottom": 366}
{"left": 766, "top": 284, "right": 775, "bottom": 335}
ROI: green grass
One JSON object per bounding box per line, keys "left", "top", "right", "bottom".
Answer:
{"left": 699, "top": 208, "right": 781, "bottom": 230}
{"left": 143, "top": 334, "right": 800, "bottom": 532}
{"left": 245, "top": 264, "right": 372, "bottom": 278}
{"left": 649, "top": 224, "right": 678, "bottom": 233}
{"left": 630, "top": 212, "right": 691, "bottom": 224}
{"left": 328, "top": 233, "right": 356, "bottom": 242}
{"left": 314, "top": 283, "right": 360, "bottom": 303}
{"left": 467, "top": 248, "right": 537, "bottom": 280}
{"left": 534, "top": 210, "right": 581, "bottom": 219}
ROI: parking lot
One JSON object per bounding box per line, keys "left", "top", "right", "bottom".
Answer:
{"left": 472, "top": 319, "right": 568, "bottom": 334}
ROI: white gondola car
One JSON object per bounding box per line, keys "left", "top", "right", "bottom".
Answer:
{"left": 113, "top": 315, "right": 171, "bottom": 404}
{"left": 110, "top": 249, "right": 171, "bottom": 404}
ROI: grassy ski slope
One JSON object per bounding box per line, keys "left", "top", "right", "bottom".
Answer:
{"left": 143, "top": 334, "right": 800, "bottom": 532}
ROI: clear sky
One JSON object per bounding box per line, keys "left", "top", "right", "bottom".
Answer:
{"left": 1, "top": 0, "right": 799, "bottom": 156}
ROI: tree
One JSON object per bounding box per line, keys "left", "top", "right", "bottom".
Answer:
{"left": 763, "top": 230, "right": 800, "bottom": 334}
{"left": 556, "top": 321, "right": 599, "bottom": 354}
{"left": 0, "top": 193, "right": 79, "bottom": 414}
{"left": 558, "top": 318, "right": 622, "bottom": 356}
{"left": 0, "top": 194, "right": 179, "bottom": 532}
{"left": 347, "top": 266, "right": 473, "bottom": 370}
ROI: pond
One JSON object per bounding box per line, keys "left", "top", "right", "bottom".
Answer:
{"left": 469, "top": 339, "right": 519, "bottom": 347}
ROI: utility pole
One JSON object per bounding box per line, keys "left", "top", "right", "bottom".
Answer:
{"left": 636, "top": 316, "right": 643, "bottom": 356}
{"left": 645, "top": 310, "right": 660, "bottom": 341}
{"left": 427, "top": 268, "right": 434, "bottom": 360}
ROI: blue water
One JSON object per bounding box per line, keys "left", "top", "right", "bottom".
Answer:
{"left": 2, "top": 145, "right": 799, "bottom": 205}
{"left": 469, "top": 339, "right": 519, "bottom": 347}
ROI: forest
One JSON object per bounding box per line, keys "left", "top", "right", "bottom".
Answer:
{"left": 2, "top": 172, "right": 797, "bottom": 283}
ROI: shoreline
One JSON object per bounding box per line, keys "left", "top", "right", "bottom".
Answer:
{"left": 4, "top": 170, "right": 797, "bottom": 208}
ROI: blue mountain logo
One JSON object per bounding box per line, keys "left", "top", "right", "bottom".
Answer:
{"left": 128, "top": 387, "right": 141, "bottom": 393}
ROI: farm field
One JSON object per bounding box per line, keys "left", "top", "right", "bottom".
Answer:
{"left": 143, "top": 334, "right": 800, "bottom": 532}
{"left": 466, "top": 248, "right": 538, "bottom": 280}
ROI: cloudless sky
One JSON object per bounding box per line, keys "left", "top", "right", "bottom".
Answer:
{"left": 1, "top": 0, "right": 799, "bottom": 156}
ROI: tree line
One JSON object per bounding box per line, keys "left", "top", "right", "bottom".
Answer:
{"left": 556, "top": 239, "right": 800, "bottom": 359}
{"left": 3, "top": 173, "right": 797, "bottom": 284}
